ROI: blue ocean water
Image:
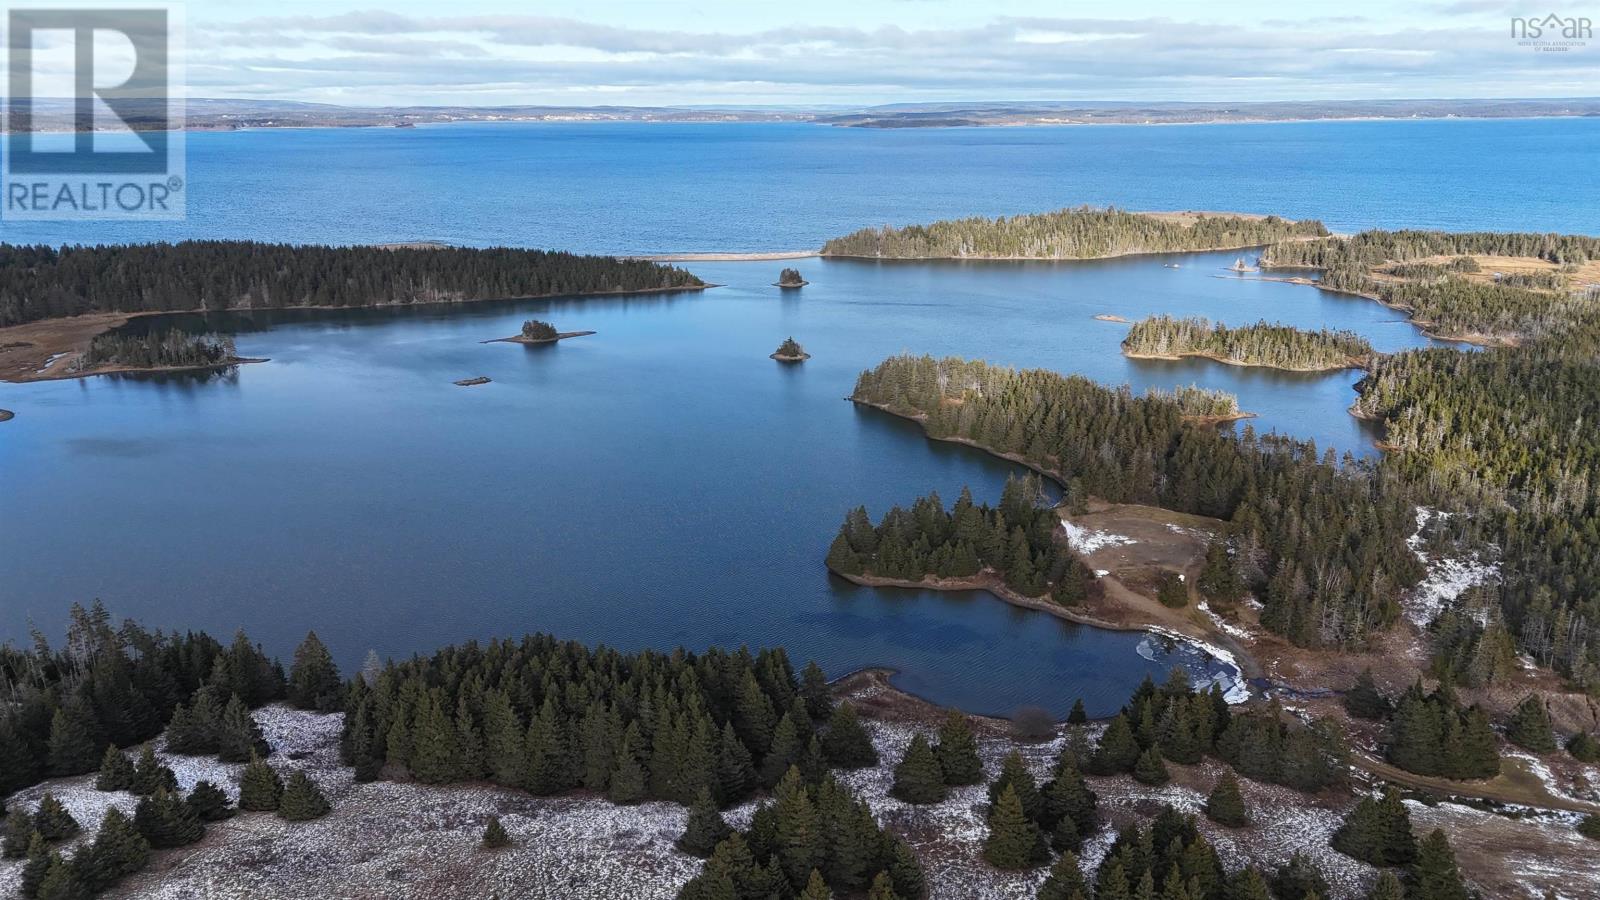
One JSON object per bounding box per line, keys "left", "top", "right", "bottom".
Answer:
{"left": 3, "top": 117, "right": 1596, "bottom": 251}
{"left": 1, "top": 119, "right": 1591, "bottom": 715}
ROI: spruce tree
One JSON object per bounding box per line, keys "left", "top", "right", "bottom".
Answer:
{"left": 33, "top": 794, "right": 79, "bottom": 842}
{"left": 1132, "top": 746, "right": 1170, "bottom": 786}
{"left": 288, "top": 631, "right": 344, "bottom": 712}
{"left": 715, "top": 722, "right": 755, "bottom": 805}
{"left": 408, "top": 692, "right": 463, "bottom": 784}
{"left": 1507, "top": 694, "right": 1556, "bottom": 752}
{"left": 1066, "top": 699, "right": 1088, "bottom": 725}
{"left": 46, "top": 704, "right": 100, "bottom": 777}
{"left": 217, "top": 693, "right": 270, "bottom": 763}
{"left": 164, "top": 686, "right": 223, "bottom": 755}
{"left": 800, "top": 661, "right": 833, "bottom": 722}
{"left": 826, "top": 534, "right": 864, "bottom": 576}
{"left": 19, "top": 833, "right": 50, "bottom": 898}
{"left": 1038, "top": 850, "right": 1089, "bottom": 900}
{"left": 1367, "top": 872, "right": 1406, "bottom": 900}
{"left": 238, "top": 753, "right": 284, "bottom": 811}
{"left": 760, "top": 714, "right": 803, "bottom": 788}
{"left": 821, "top": 702, "right": 878, "bottom": 769}
{"left": 130, "top": 745, "right": 176, "bottom": 796}
{"left": 34, "top": 851, "right": 85, "bottom": 900}
{"left": 983, "top": 784, "right": 1047, "bottom": 870}
{"left": 94, "top": 745, "right": 135, "bottom": 792}
{"left": 933, "top": 710, "right": 983, "bottom": 786}
{"left": 1044, "top": 752, "right": 1097, "bottom": 839}
{"left": 799, "top": 869, "right": 833, "bottom": 900}
{"left": 1409, "top": 829, "right": 1469, "bottom": 900}
{"left": 1203, "top": 770, "right": 1248, "bottom": 827}
{"left": 186, "top": 780, "right": 236, "bottom": 821}
{"left": 885, "top": 835, "right": 926, "bottom": 900}
{"left": 2, "top": 808, "right": 33, "bottom": 857}
{"left": 1344, "top": 669, "right": 1392, "bottom": 720}
{"left": 988, "top": 751, "right": 1043, "bottom": 822}
{"left": 1197, "top": 539, "right": 1243, "bottom": 605}
{"left": 678, "top": 789, "right": 733, "bottom": 858}
{"left": 481, "top": 816, "right": 511, "bottom": 849}
{"left": 608, "top": 735, "right": 647, "bottom": 805}
{"left": 1568, "top": 731, "right": 1600, "bottom": 763}
{"left": 1332, "top": 788, "right": 1416, "bottom": 866}
{"left": 1225, "top": 867, "right": 1272, "bottom": 900}
{"left": 133, "top": 786, "right": 204, "bottom": 849}
{"left": 1089, "top": 713, "right": 1141, "bottom": 774}
{"left": 890, "top": 734, "right": 948, "bottom": 804}
{"left": 867, "top": 871, "right": 903, "bottom": 900}
{"left": 277, "top": 770, "right": 332, "bottom": 821}
{"left": 1270, "top": 853, "right": 1330, "bottom": 900}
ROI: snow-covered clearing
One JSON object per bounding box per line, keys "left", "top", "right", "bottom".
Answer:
{"left": 1404, "top": 508, "right": 1498, "bottom": 628}
{"left": 4, "top": 705, "right": 1594, "bottom": 899}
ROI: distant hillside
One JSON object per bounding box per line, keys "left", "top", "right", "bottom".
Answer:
{"left": 4, "top": 97, "right": 1596, "bottom": 132}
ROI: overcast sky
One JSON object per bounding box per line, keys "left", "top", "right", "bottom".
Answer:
{"left": 67, "top": 0, "right": 1600, "bottom": 105}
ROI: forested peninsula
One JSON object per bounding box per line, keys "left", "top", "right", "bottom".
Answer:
{"left": 1122, "top": 316, "right": 1374, "bottom": 371}
{"left": 0, "top": 242, "right": 704, "bottom": 382}
{"left": 847, "top": 354, "right": 1421, "bottom": 650}
{"left": 0, "top": 242, "right": 704, "bottom": 327}
{"left": 819, "top": 207, "right": 1328, "bottom": 259}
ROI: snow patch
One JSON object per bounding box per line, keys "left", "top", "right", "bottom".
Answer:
{"left": 1061, "top": 521, "right": 1137, "bottom": 555}
{"left": 1404, "top": 507, "right": 1498, "bottom": 628}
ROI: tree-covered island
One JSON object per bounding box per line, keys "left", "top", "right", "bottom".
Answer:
{"left": 774, "top": 268, "right": 808, "bottom": 287}
{"left": 487, "top": 319, "right": 597, "bottom": 344}
{"left": 771, "top": 337, "right": 810, "bottom": 362}
{"left": 1122, "top": 315, "right": 1375, "bottom": 371}
{"left": 820, "top": 207, "right": 1328, "bottom": 259}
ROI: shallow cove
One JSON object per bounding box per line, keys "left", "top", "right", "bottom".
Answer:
{"left": 0, "top": 252, "right": 1440, "bottom": 717}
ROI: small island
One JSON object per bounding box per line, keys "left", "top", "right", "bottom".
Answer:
{"left": 770, "top": 337, "right": 811, "bottom": 362}
{"left": 1122, "top": 315, "right": 1375, "bottom": 371}
{"left": 454, "top": 376, "right": 492, "bottom": 386}
{"left": 773, "top": 267, "right": 809, "bottom": 288}
{"left": 64, "top": 329, "right": 265, "bottom": 379}
{"left": 485, "top": 319, "right": 597, "bottom": 345}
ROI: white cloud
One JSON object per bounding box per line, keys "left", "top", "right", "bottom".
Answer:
{"left": 181, "top": 10, "right": 1600, "bottom": 104}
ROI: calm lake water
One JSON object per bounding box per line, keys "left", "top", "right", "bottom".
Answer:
{"left": 1, "top": 119, "right": 1590, "bottom": 715}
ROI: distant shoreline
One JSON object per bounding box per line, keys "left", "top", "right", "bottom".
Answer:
{"left": 10, "top": 107, "right": 1597, "bottom": 135}
{"left": 629, "top": 251, "right": 819, "bottom": 262}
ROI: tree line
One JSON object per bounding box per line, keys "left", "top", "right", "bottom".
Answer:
{"left": 820, "top": 207, "right": 1328, "bottom": 259}
{"left": 1, "top": 604, "right": 341, "bottom": 899}
{"left": 850, "top": 354, "right": 1424, "bottom": 649}
{"left": 1253, "top": 225, "right": 1600, "bottom": 689}
{"left": 0, "top": 242, "right": 705, "bottom": 327}
{"left": 826, "top": 476, "right": 1097, "bottom": 606}
{"left": 1261, "top": 228, "right": 1600, "bottom": 273}
{"left": 338, "top": 632, "right": 871, "bottom": 811}
{"left": 1123, "top": 316, "right": 1373, "bottom": 370}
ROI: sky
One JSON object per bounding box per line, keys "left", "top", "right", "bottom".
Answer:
{"left": 21, "top": 0, "right": 1600, "bottom": 106}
